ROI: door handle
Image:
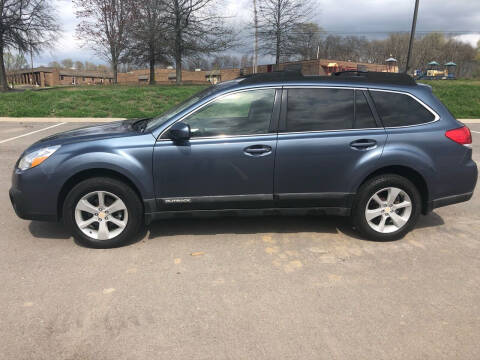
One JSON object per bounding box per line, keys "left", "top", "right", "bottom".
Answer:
{"left": 244, "top": 145, "right": 272, "bottom": 156}
{"left": 350, "top": 139, "right": 377, "bottom": 150}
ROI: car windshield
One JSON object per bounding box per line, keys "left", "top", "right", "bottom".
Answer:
{"left": 145, "top": 86, "right": 218, "bottom": 131}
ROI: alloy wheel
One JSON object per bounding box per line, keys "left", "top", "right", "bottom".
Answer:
{"left": 74, "top": 191, "right": 128, "bottom": 240}
{"left": 365, "top": 187, "right": 412, "bottom": 234}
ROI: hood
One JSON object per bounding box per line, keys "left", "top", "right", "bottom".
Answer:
{"left": 34, "top": 119, "right": 142, "bottom": 147}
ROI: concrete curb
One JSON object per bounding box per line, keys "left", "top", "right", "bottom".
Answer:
{"left": 459, "top": 119, "right": 480, "bottom": 124}
{"left": 0, "top": 117, "right": 479, "bottom": 124}
{"left": 0, "top": 117, "right": 126, "bottom": 123}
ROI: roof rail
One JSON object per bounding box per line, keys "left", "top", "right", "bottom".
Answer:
{"left": 333, "top": 70, "right": 368, "bottom": 76}
{"left": 333, "top": 70, "right": 416, "bottom": 85}
{"left": 239, "top": 70, "right": 417, "bottom": 86}
{"left": 239, "top": 70, "right": 303, "bottom": 84}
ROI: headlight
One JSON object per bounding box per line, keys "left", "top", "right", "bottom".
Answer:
{"left": 18, "top": 145, "right": 61, "bottom": 171}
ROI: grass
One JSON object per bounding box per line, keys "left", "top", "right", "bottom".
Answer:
{"left": 419, "top": 80, "right": 480, "bottom": 118}
{"left": 0, "top": 81, "right": 479, "bottom": 119}
{"left": 0, "top": 85, "right": 208, "bottom": 118}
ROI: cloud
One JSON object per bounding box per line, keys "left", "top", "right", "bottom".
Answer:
{"left": 34, "top": 0, "right": 99, "bottom": 65}
{"left": 34, "top": 0, "right": 480, "bottom": 66}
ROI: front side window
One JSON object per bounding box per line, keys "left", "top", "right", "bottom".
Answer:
{"left": 370, "top": 91, "right": 435, "bottom": 127}
{"left": 286, "top": 88, "right": 354, "bottom": 132}
{"left": 181, "top": 89, "right": 276, "bottom": 138}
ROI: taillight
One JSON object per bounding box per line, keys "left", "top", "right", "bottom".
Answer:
{"left": 445, "top": 126, "right": 472, "bottom": 145}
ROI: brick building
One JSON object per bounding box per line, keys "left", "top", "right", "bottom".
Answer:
{"left": 118, "top": 58, "right": 396, "bottom": 85}
{"left": 7, "top": 67, "right": 114, "bottom": 87}
{"left": 7, "top": 58, "right": 396, "bottom": 88}
{"left": 242, "top": 58, "right": 395, "bottom": 76}
{"left": 117, "top": 68, "right": 241, "bottom": 85}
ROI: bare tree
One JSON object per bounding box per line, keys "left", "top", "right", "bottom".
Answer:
{"left": 4, "top": 51, "right": 28, "bottom": 72}
{"left": 126, "top": 0, "right": 168, "bottom": 84}
{"left": 74, "top": 0, "right": 132, "bottom": 83}
{"left": 48, "top": 60, "right": 61, "bottom": 68}
{"left": 163, "top": 0, "right": 235, "bottom": 84}
{"left": 97, "top": 64, "right": 110, "bottom": 72}
{"left": 187, "top": 55, "right": 210, "bottom": 70}
{"left": 240, "top": 54, "right": 253, "bottom": 68}
{"left": 258, "top": 0, "right": 312, "bottom": 66}
{"left": 74, "top": 61, "right": 84, "bottom": 70}
{"left": 291, "top": 22, "right": 323, "bottom": 61}
{"left": 61, "top": 58, "right": 74, "bottom": 69}
{"left": 211, "top": 54, "right": 240, "bottom": 69}
{"left": 0, "top": 0, "right": 59, "bottom": 91}
{"left": 84, "top": 61, "right": 98, "bottom": 71}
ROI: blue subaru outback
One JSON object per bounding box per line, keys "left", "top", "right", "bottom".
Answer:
{"left": 9, "top": 71, "right": 477, "bottom": 247}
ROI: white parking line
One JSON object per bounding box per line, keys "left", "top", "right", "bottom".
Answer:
{"left": 0, "top": 122, "right": 66, "bottom": 144}
{"left": 471, "top": 130, "right": 480, "bottom": 134}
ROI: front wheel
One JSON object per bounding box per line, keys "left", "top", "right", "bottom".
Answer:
{"left": 353, "top": 174, "right": 421, "bottom": 241}
{"left": 63, "top": 177, "right": 144, "bottom": 248}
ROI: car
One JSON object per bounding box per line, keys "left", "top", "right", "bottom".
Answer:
{"left": 9, "top": 71, "right": 478, "bottom": 248}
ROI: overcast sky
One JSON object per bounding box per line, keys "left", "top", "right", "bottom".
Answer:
{"left": 34, "top": 0, "right": 480, "bottom": 66}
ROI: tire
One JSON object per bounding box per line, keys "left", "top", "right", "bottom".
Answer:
{"left": 63, "top": 177, "right": 144, "bottom": 248}
{"left": 352, "top": 174, "right": 421, "bottom": 241}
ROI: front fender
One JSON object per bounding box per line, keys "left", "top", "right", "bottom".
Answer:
{"left": 32, "top": 134, "right": 155, "bottom": 217}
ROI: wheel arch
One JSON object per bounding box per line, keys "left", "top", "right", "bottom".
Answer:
{"left": 57, "top": 168, "right": 144, "bottom": 220}
{"left": 357, "top": 165, "right": 430, "bottom": 214}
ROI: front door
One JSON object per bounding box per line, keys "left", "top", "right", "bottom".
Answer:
{"left": 153, "top": 88, "right": 280, "bottom": 211}
{"left": 274, "top": 87, "right": 387, "bottom": 209}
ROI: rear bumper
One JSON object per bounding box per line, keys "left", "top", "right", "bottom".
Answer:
{"left": 427, "top": 191, "right": 474, "bottom": 212}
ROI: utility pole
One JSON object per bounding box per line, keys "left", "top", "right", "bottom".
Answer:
{"left": 30, "top": 46, "right": 35, "bottom": 86}
{"left": 405, "top": 0, "right": 419, "bottom": 74}
{"left": 253, "top": 0, "right": 259, "bottom": 74}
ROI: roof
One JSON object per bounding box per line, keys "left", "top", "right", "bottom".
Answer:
{"left": 239, "top": 70, "right": 417, "bottom": 86}
{"left": 59, "top": 69, "right": 113, "bottom": 78}
{"left": 206, "top": 70, "right": 221, "bottom": 76}
{"left": 428, "top": 61, "right": 440, "bottom": 66}
{"left": 444, "top": 61, "right": 457, "bottom": 66}
{"left": 386, "top": 57, "right": 397, "bottom": 62}
{"left": 7, "top": 66, "right": 113, "bottom": 78}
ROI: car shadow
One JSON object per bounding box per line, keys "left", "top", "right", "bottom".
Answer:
{"left": 28, "top": 212, "right": 445, "bottom": 246}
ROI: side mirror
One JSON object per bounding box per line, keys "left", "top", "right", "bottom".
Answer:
{"left": 169, "top": 122, "right": 191, "bottom": 142}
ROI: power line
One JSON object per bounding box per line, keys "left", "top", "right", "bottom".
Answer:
{"left": 287, "top": 30, "right": 480, "bottom": 35}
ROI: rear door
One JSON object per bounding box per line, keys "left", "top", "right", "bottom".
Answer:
{"left": 274, "top": 86, "right": 387, "bottom": 210}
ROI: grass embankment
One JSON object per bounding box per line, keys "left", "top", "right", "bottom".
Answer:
{"left": 0, "top": 81, "right": 479, "bottom": 119}
{"left": 420, "top": 80, "right": 480, "bottom": 118}
{"left": 0, "top": 85, "right": 207, "bottom": 118}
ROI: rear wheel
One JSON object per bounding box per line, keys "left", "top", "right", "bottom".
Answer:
{"left": 353, "top": 174, "right": 421, "bottom": 241}
{"left": 63, "top": 177, "right": 143, "bottom": 248}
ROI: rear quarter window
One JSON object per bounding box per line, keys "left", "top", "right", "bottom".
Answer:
{"left": 370, "top": 91, "right": 436, "bottom": 127}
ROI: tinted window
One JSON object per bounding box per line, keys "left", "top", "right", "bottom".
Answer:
{"left": 182, "top": 89, "right": 275, "bottom": 138}
{"left": 286, "top": 89, "right": 354, "bottom": 132}
{"left": 370, "top": 91, "right": 435, "bottom": 127}
{"left": 354, "top": 91, "right": 377, "bottom": 129}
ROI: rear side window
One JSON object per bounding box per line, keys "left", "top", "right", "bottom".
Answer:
{"left": 286, "top": 88, "right": 354, "bottom": 132}
{"left": 370, "top": 91, "right": 435, "bottom": 127}
{"left": 354, "top": 91, "right": 377, "bottom": 129}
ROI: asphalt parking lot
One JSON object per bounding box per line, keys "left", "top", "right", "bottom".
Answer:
{"left": 1, "top": 121, "right": 479, "bottom": 360}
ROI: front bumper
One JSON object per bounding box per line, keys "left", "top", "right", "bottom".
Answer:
{"left": 9, "top": 165, "right": 60, "bottom": 222}
{"left": 9, "top": 187, "right": 57, "bottom": 221}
